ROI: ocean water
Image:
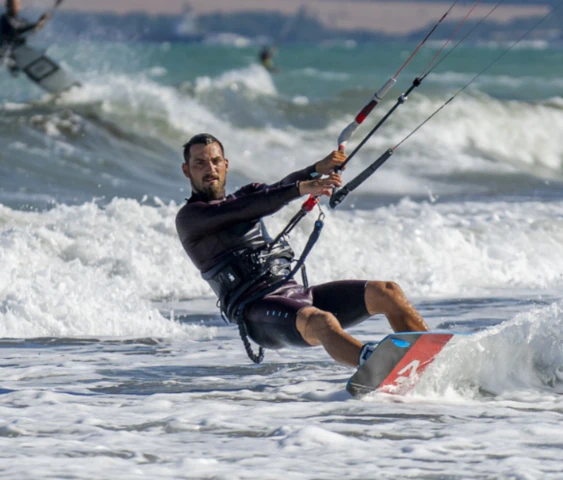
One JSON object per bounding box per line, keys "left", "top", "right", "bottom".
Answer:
{"left": 1, "top": 36, "right": 563, "bottom": 479}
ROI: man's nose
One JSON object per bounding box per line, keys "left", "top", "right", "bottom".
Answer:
{"left": 201, "top": 161, "right": 214, "bottom": 173}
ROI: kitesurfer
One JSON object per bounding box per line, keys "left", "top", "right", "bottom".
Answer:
{"left": 1, "top": 0, "right": 50, "bottom": 75}
{"left": 1, "top": 0, "right": 50, "bottom": 46}
{"left": 176, "top": 133, "right": 429, "bottom": 367}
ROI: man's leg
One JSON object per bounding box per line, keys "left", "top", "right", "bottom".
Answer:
{"left": 296, "top": 307, "right": 363, "bottom": 367}
{"left": 295, "top": 280, "right": 429, "bottom": 366}
{"left": 365, "top": 281, "right": 429, "bottom": 332}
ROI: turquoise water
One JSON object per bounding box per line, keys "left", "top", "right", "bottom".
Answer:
{"left": 2, "top": 40, "right": 563, "bottom": 208}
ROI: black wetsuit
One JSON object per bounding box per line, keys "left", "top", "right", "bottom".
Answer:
{"left": 0, "top": 12, "right": 38, "bottom": 47}
{"left": 176, "top": 165, "right": 370, "bottom": 350}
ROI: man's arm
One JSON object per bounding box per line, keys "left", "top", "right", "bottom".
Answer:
{"left": 270, "top": 150, "right": 347, "bottom": 187}
{"left": 2, "top": 14, "right": 48, "bottom": 39}
{"left": 178, "top": 171, "right": 343, "bottom": 242}
{"left": 271, "top": 164, "right": 317, "bottom": 188}
{"left": 177, "top": 182, "right": 301, "bottom": 241}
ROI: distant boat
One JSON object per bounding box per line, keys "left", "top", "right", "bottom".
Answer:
{"left": 175, "top": 5, "right": 205, "bottom": 43}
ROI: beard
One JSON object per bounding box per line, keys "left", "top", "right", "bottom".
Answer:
{"left": 193, "top": 177, "right": 226, "bottom": 201}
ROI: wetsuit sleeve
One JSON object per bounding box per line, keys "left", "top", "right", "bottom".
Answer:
{"left": 268, "top": 164, "right": 318, "bottom": 188}
{"left": 177, "top": 183, "right": 301, "bottom": 241}
{"left": 2, "top": 15, "right": 38, "bottom": 39}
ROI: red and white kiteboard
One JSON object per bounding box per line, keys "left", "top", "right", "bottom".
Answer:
{"left": 347, "top": 332, "right": 465, "bottom": 396}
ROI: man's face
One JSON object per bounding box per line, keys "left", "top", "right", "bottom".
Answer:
{"left": 182, "top": 142, "right": 229, "bottom": 200}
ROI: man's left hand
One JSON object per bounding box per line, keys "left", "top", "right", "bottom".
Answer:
{"left": 315, "top": 150, "right": 347, "bottom": 176}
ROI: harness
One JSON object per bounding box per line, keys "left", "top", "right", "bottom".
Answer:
{"left": 200, "top": 211, "right": 325, "bottom": 364}
{"left": 202, "top": 238, "right": 295, "bottom": 322}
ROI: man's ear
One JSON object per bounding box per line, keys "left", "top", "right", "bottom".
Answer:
{"left": 224, "top": 157, "right": 229, "bottom": 172}
{"left": 182, "top": 162, "right": 191, "bottom": 180}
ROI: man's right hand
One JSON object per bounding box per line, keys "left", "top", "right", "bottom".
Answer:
{"left": 298, "top": 173, "right": 342, "bottom": 197}
{"left": 315, "top": 150, "right": 347, "bottom": 175}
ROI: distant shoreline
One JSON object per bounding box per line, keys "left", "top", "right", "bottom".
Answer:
{"left": 64, "top": 0, "right": 550, "bottom": 35}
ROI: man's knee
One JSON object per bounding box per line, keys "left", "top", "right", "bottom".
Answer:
{"left": 365, "top": 280, "right": 409, "bottom": 315}
{"left": 367, "top": 280, "right": 404, "bottom": 300}
{"left": 296, "top": 307, "right": 342, "bottom": 346}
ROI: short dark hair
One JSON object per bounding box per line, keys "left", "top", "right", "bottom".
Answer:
{"left": 182, "top": 133, "right": 225, "bottom": 164}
